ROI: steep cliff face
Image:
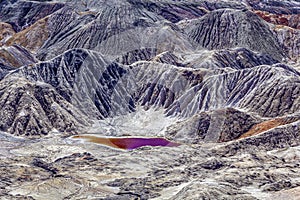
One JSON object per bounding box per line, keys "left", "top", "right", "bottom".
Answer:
{"left": 166, "top": 65, "right": 300, "bottom": 118}
{"left": 0, "top": 0, "right": 64, "bottom": 32}
{"left": 183, "top": 8, "right": 285, "bottom": 60}
{"left": 36, "top": 3, "right": 194, "bottom": 61}
{"left": 248, "top": 0, "right": 300, "bottom": 66}
{"left": 246, "top": 0, "right": 300, "bottom": 15}
{"left": 0, "top": 0, "right": 299, "bottom": 199}
{"left": 5, "top": 16, "right": 49, "bottom": 52}
{"left": 0, "top": 76, "right": 90, "bottom": 136}
{"left": 0, "top": 63, "right": 13, "bottom": 80}
{"left": 0, "top": 45, "right": 36, "bottom": 67}
{"left": 2, "top": 47, "right": 298, "bottom": 137}
{"left": 182, "top": 47, "right": 280, "bottom": 70}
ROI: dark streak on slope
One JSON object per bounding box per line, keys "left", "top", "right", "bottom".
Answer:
{"left": 0, "top": 77, "right": 89, "bottom": 137}
{"left": 0, "top": 63, "right": 13, "bottom": 80}
{"left": 127, "top": 0, "right": 207, "bottom": 22}
{"left": 185, "top": 9, "right": 285, "bottom": 60}
{"left": 19, "top": 49, "right": 89, "bottom": 101}
{"left": 0, "top": 45, "right": 37, "bottom": 68}
{"left": 247, "top": 0, "right": 300, "bottom": 15}
{"left": 182, "top": 48, "right": 280, "bottom": 70}
{"left": 115, "top": 48, "right": 158, "bottom": 65}
{"left": 165, "top": 107, "right": 261, "bottom": 144}
{"left": 166, "top": 65, "right": 300, "bottom": 118}
{"left": 37, "top": 3, "right": 161, "bottom": 60}
{"left": 0, "top": 0, "right": 65, "bottom": 32}
{"left": 95, "top": 63, "right": 130, "bottom": 118}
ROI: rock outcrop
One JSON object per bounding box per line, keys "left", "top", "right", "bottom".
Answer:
{"left": 183, "top": 8, "right": 285, "bottom": 60}
{"left": 0, "top": 76, "right": 90, "bottom": 136}
{"left": 1, "top": 46, "right": 297, "bottom": 138}
{"left": 0, "top": 45, "right": 36, "bottom": 67}
{"left": 0, "top": 0, "right": 64, "bottom": 32}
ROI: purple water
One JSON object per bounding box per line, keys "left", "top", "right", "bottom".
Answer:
{"left": 72, "top": 135, "right": 181, "bottom": 150}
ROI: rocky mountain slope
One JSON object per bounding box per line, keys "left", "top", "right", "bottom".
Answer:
{"left": 0, "top": 0, "right": 299, "bottom": 199}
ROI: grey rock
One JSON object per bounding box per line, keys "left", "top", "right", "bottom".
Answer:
{"left": 167, "top": 65, "right": 300, "bottom": 118}
{"left": 36, "top": 2, "right": 195, "bottom": 61}
{"left": 215, "top": 120, "right": 300, "bottom": 156}
{"left": 15, "top": 49, "right": 135, "bottom": 119}
{"left": 0, "top": 63, "right": 13, "bottom": 80}
{"left": 183, "top": 8, "right": 285, "bottom": 60}
{"left": 0, "top": 0, "right": 64, "bottom": 32}
{"left": 0, "top": 45, "right": 37, "bottom": 68}
{"left": 246, "top": 0, "right": 300, "bottom": 15}
{"left": 170, "top": 181, "right": 257, "bottom": 200}
{"left": 199, "top": 158, "right": 225, "bottom": 170}
{"left": 1, "top": 46, "right": 298, "bottom": 137}
{"left": 115, "top": 48, "right": 158, "bottom": 65}
{"left": 166, "top": 108, "right": 261, "bottom": 143}
{"left": 183, "top": 47, "right": 280, "bottom": 70}
{"left": 0, "top": 76, "right": 90, "bottom": 136}
{"left": 128, "top": 0, "right": 208, "bottom": 23}
{"left": 273, "top": 25, "right": 300, "bottom": 64}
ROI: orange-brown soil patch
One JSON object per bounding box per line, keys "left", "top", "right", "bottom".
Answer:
{"left": 0, "top": 22, "right": 16, "bottom": 43}
{"left": 254, "top": 10, "right": 300, "bottom": 29}
{"left": 6, "top": 17, "right": 49, "bottom": 52}
{"left": 239, "top": 117, "right": 297, "bottom": 139}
